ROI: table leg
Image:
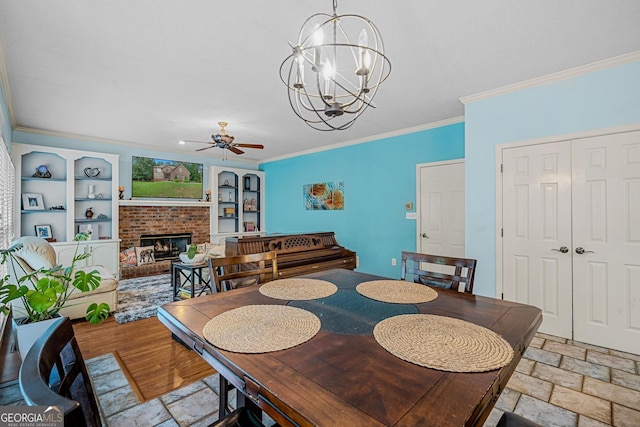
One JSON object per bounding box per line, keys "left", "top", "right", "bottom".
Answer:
{"left": 172, "top": 263, "right": 178, "bottom": 298}
{"left": 190, "top": 268, "right": 195, "bottom": 299}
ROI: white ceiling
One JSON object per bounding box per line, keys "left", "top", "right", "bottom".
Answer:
{"left": 1, "top": 1, "right": 639, "bottom": 162}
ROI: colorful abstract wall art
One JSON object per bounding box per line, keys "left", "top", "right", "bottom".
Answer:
{"left": 303, "top": 181, "right": 344, "bottom": 210}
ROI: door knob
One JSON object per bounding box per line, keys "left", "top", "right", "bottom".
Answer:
{"left": 551, "top": 246, "right": 569, "bottom": 253}
{"left": 575, "top": 247, "right": 594, "bottom": 255}
{"left": 421, "top": 233, "right": 429, "bottom": 238}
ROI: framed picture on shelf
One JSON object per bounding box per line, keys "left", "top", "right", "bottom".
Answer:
{"left": 22, "top": 193, "right": 45, "bottom": 210}
{"left": 34, "top": 224, "right": 52, "bottom": 239}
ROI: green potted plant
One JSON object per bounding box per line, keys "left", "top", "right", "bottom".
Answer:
{"left": 1, "top": 231, "right": 110, "bottom": 323}
{"left": 179, "top": 243, "right": 206, "bottom": 264}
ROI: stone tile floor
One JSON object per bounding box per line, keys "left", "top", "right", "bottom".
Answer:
{"left": 0, "top": 353, "right": 266, "bottom": 427}
{"left": 482, "top": 333, "right": 640, "bottom": 427}
{"left": 1, "top": 333, "right": 639, "bottom": 426}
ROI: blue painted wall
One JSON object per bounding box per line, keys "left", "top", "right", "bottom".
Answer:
{"left": 261, "top": 122, "right": 464, "bottom": 278}
{"left": 465, "top": 59, "right": 640, "bottom": 297}
{"left": 0, "top": 83, "right": 11, "bottom": 149}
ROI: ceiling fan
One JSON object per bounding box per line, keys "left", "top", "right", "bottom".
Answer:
{"left": 183, "top": 122, "right": 264, "bottom": 155}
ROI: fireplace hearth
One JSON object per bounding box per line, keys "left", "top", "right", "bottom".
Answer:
{"left": 140, "top": 233, "right": 192, "bottom": 261}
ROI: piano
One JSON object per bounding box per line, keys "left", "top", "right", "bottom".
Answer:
{"left": 225, "top": 232, "right": 357, "bottom": 279}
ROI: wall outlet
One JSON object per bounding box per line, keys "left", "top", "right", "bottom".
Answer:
{"left": 391, "top": 258, "right": 397, "bottom": 266}
{"left": 356, "top": 256, "right": 360, "bottom": 267}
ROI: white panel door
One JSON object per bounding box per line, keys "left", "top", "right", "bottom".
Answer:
{"left": 502, "top": 142, "right": 573, "bottom": 338}
{"left": 418, "top": 161, "right": 465, "bottom": 258}
{"left": 572, "top": 132, "right": 640, "bottom": 354}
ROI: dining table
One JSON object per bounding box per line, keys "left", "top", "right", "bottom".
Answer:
{"left": 157, "top": 268, "right": 542, "bottom": 427}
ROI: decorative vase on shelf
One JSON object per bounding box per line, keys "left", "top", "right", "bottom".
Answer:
{"left": 33, "top": 165, "right": 51, "bottom": 178}
{"left": 85, "top": 207, "right": 94, "bottom": 219}
{"left": 88, "top": 184, "right": 96, "bottom": 199}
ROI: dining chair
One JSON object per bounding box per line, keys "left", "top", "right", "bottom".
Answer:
{"left": 400, "top": 250, "right": 477, "bottom": 293}
{"left": 19, "top": 316, "right": 102, "bottom": 427}
{"left": 207, "top": 251, "right": 278, "bottom": 418}
{"left": 208, "top": 251, "right": 278, "bottom": 293}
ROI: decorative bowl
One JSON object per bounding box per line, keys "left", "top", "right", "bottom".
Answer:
{"left": 84, "top": 167, "right": 101, "bottom": 178}
{"left": 179, "top": 252, "right": 206, "bottom": 264}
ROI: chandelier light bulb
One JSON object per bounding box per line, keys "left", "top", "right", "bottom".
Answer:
{"left": 280, "top": 0, "right": 391, "bottom": 131}
{"left": 322, "top": 60, "right": 334, "bottom": 97}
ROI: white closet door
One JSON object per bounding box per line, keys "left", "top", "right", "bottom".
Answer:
{"left": 502, "top": 142, "right": 573, "bottom": 338}
{"left": 572, "top": 131, "right": 640, "bottom": 354}
{"left": 418, "top": 161, "right": 465, "bottom": 258}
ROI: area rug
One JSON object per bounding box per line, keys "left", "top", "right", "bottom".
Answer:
{"left": 113, "top": 274, "right": 173, "bottom": 324}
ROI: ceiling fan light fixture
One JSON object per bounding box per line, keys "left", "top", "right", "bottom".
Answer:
{"left": 280, "top": 0, "right": 391, "bottom": 131}
{"left": 185, "top": 121, "right": 264, "bottom": 159}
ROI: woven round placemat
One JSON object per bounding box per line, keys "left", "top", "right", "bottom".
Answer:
{"left": 259, "top": 278, "right": 338, "bottom": 300}
{"left": 202, "top": 305, "right": 321, "bottom": 353}
{"left": 356, "top": 280, "right": 438, "bottom": 304}
{"left": 373, "top": 314, "right": 514, "bottom": 372}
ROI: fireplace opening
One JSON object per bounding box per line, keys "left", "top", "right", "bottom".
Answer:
{"left": 140, "top": 233, "right": 192, "bottom": 261}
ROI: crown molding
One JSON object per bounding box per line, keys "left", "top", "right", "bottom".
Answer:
{"left": 259, "top": 116, "right": 465, "bottom": 164}
{"left": 13, "top": 126, "right": 261, "bottom": 165}
{"left": 13, "top": 116, "right": 466, "bottom": 166}
{"left": 460, "top": 50, "right": 640, "bottom": 105}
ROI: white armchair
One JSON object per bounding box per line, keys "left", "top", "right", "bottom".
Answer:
{"left": 7, "top": 236, "right": 118, "bottom": 320}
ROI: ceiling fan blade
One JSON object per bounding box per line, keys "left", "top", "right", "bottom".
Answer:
{"left": 195, "top": 145, "right": 215, "bottom": 152}
{"left": 234, "top": 143, "right": 264, "bottom": 149}
{"left": 228, "top": 146, "right": 244, "bottom": 155}
{"left": 182, "top": 139, "right": 211, "bottom": 144}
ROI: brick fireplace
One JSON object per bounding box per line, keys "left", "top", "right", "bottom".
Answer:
{"left": 119, "top": 205, "right": 210, "bottom": 278}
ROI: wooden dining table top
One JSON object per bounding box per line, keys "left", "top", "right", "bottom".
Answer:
{"left": 158, "top": 268, "right": 542, "bottom": 427}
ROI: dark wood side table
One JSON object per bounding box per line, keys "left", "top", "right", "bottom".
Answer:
{"left": 172, "top": 261, "right": 212, "bottom": 299}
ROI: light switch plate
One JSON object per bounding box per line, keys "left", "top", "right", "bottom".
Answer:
{"left": 406, "top": 212, "right": 417, "bottom": 220}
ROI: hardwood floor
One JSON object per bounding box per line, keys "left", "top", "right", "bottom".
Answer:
{"left": 0, "top": 315, "right": 215, "bottom": 402}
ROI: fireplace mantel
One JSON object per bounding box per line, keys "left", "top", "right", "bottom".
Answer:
{"left": 119, "top": 200, "right": 213, "bottom": 207}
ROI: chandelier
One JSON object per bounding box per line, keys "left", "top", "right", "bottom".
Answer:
{"left": 280, "top": 0, "right": 391, "bottom": 131}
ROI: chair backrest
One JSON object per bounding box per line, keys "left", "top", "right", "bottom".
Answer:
{"left": 19, "top": 317, "right": 101, "bottom": 427}
{"left": 400, "top": 251, "right": 477, "bottom": 293}
{"left": 208, "top": 251, "right": 278, "bottom": 292}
